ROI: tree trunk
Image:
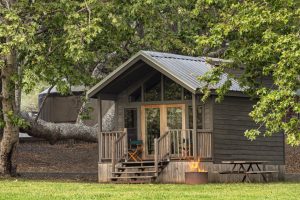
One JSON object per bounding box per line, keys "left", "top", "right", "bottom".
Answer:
{"left": 0, "top": 49, "right": 19, "bottom": 176}
{"left": 21, "top": 112, "right": 97, "bottom": 143}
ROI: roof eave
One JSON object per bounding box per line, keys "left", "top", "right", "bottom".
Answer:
{"left": 140, "top": 51, "right": 197, "bottom": 94}
{"left": 87, "top": 51, "right": 198, "bottom": 98}
{"left": 87, "top": 52, "right": 145, "bottom": 98}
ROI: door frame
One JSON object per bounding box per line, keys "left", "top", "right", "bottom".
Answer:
{"left": 141, "top": 103, "right": 186, "bottom": 159}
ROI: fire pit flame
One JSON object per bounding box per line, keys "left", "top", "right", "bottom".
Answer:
{"left": 189, "top": 159, "right": 207, "bottom": 173}
{"left": 185, "top": 159, "right": 208, "bottom": 184}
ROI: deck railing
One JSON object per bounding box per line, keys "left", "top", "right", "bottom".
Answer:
{"left": 154, "top": 129, "right": 212, "bottom": 175}
{"left": 154, "top": 131, "right": 171, "bottom": 176}
{"left": 98, "top": 130, "right": 126, "bottom": 162}
{"left": 111, "top": 129, "right": 128, "bottom": 173}
{"left": 169, "top": 129, "right": 194, "bottom": 159}
{"left": 155, "top": 129, "right": 212, "bottom": 160}
{"left": 196, "top": 129, "right": 212, "bottom": 159}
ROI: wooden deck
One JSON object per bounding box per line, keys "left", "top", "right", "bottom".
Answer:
{"left": 98, "top": 129, "right": 213, "bottom": 183}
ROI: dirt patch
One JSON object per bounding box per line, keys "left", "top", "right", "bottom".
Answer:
{"left": 285, "top": 145, "right": 300, "bottom": 173}
{"left": 13, "top": 140, "right": 300, "bottom": 181}
{"left": 15, "top": 141, "right": 98, "bottom": 181}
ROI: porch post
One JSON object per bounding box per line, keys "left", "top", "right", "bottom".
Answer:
{"left": 192, "top": 93, "right": 197, "bottom": 160}
{"left": 98, "top": 96, "right": 103, "bottom": 163}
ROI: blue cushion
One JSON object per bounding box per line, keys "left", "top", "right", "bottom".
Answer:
{"left": 130, "top": 140, "right": 143, "bottom": 145}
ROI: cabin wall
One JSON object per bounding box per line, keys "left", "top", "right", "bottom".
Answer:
{"left": 40, "top": 95, "right": 82, "bottom": 123}
{"left": 212, "top": 96, "right": 285, "bottom": 164}
{"left": 203, "top": 96, "right": 213, "bottom": 130}
{"left": 39, "top": 95, "right": 110, "bottom": 126}
{"left": 116, "top": 93, "right": 127, "bottom": 130}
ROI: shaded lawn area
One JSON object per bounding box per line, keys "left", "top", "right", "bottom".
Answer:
{"left": 0, "top": 179, "right": 299, "bottom": 200}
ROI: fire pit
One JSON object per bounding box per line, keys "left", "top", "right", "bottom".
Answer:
{"left": 185, "top": 172, "right": 208, "bottom": 184}
{"left": 185, "top": 159, "right": 208, "bottom": 184}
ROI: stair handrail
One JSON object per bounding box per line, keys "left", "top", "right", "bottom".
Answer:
{"left": 154, "top": 130, "right": 171, "bottom": 176}
{"left": 111, "top": 128, "right": 128, "bottom": 173}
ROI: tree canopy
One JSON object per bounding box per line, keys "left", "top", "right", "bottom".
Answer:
{"left": 0, "top": 0, "right": 299, "bottom": 176}
{"left": 194, "top": 0, "right": 300, "bottom": 145}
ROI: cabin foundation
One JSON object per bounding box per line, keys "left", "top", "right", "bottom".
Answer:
{"left": 98, "top": 161, "right": 285, "bottom": 183}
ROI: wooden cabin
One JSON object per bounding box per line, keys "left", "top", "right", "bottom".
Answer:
{"left": 39, "top": 85, "right": 113, "bottom": 127}
{"left": 87, "top": 51, "right": 285, "bottom": 183}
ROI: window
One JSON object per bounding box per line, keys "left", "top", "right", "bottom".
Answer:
{"left": 129, "top": 87, "right": 141, "bottom": 102}
{"left": 183, "top": 88, "right": 192, "bottom": 100}
{"left": 188, "top": 105, "right": 203, "bottom": 129}
{"left": 124, "top": 109, "right": 137, "bottom": 128}
{"left": 124, "top": 108, "right": 138, "bottom": 141}
{"left": 144, "top": 74, "right": 161, "bottom": 101}
{"left": 164, "top": 76, "right": 182, "bottom": 101}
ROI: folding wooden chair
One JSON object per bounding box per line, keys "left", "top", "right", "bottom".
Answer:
{"left": 128, "top": 140, "right": 143, "bottom": 162}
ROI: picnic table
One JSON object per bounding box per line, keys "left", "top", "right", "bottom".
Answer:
{"left": 219, "top": 161, "right": 278, "bottom": 182}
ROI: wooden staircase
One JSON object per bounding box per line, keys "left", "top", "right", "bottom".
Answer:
{"left": 110, "top": 160, "right": 169, "bottom": 183}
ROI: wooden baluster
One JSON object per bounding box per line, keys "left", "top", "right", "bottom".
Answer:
{"left": 168, "top": 131, "right": 171, "bottom": 159}
{"left": 209, "top": 133, "right": 212, "bottom": 158}
{"left": 154, "top": 138, "right": 158, "bottom": 177}
{"left": 185, "top": 130, "right": 187, "bottom": 158}
{"left": 182, "top": 130, "right": 184, "bottom": 158}
{"left": 117, "top": 139, "right": 120, "bottom": 161}
{"left": 204, "top": 133, "right": 206, "bottom": 158}
{"left": 98, "top": 133, "right": 101, "bottom": 162}
{"left": 207, "top": 133, "right": 209, "bottom": 158}
{"left": 181, "top": 130, "right": 184, "bottom": 158}
{"left": 124, "top": 128, "right": 128, "bottom": 161}
{"left": 188, "top": 130, "right": 191, "bottom": 157}
{"left": 112, "top": 137, "right": 116, "bottom": 173}
{"left": 200, "top": 132, "right": 202, "bottom": 158}
{"left": 177, "top": 130, "right": 180, "bottom": 157}
{"left": 201, "top": 133, "right": 204, "bottom": 158}
{"left": 104, "top": 133, "right": 107, "bottom": 159}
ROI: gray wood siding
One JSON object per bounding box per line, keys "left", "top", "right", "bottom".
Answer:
{"left": 213, "top": 96, "right": 285, "bottom": 164}
{"left": 203, "top": 97, "right": 213, "bottom": 130}
{"left": 116, "top": 93, "right": 127, "bottom": 130}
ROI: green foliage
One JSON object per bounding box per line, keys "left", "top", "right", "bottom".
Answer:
{"left": 195, "top": 0, "right": 300, "bottom": 145}
{"left": 1, "top": 0, "right": 299, "bottom": 146}
{"left": 5, "top": 111, "right": 28, "bottom": 128}
{"left": 79, "top": 96, "right": 94, "bottom": 121}
{"left": 21, "top": 82, "right": 48, "bottom": 112}
{"left": 1, "top": 0, "right": 203, "bottom": 94}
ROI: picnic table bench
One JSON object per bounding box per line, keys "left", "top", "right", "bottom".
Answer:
{"left": 219, "top": 161, "right": 278, "bottom": 182}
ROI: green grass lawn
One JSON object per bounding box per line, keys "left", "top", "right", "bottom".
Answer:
{"left": 0, "top": 179, "right": 299, "bottom": 200}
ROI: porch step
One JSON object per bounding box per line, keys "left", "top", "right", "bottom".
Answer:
{"left": 110, "top": 176, "right": 156, "bottom": 184}
{"left": 112, "top": 171, "right": 157, "bottom": 175}
{"left": 117, "top": 166, "right": 155, "bottom": 170}
{"left": 121, "top": 160, "right": 168, "bottom": 167}
{"left": 121, "top": 161, "right": 155, "bottom": 166}
{"left": 111, "top": 160, "right": 169, "bottom": 183}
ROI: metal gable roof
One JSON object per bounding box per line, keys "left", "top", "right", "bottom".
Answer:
{"left": 141, "top": 51, "right": 242, "bottom": 92}
{"left": 87, "top": 50, "right": 242, "bottom": 98}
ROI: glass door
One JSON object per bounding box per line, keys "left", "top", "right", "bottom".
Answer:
{"left": 145, "top": 107, "right": 160, "bottom": 155}
{"left": 141, "top": 104, "right": 185, "bottom": 157}
{"left": 167, "top": 107, "right": 183, "bottom": 129}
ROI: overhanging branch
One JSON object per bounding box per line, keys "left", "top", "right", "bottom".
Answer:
{"left": 34, "top": 85, "right": 54, "bottom": 122}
